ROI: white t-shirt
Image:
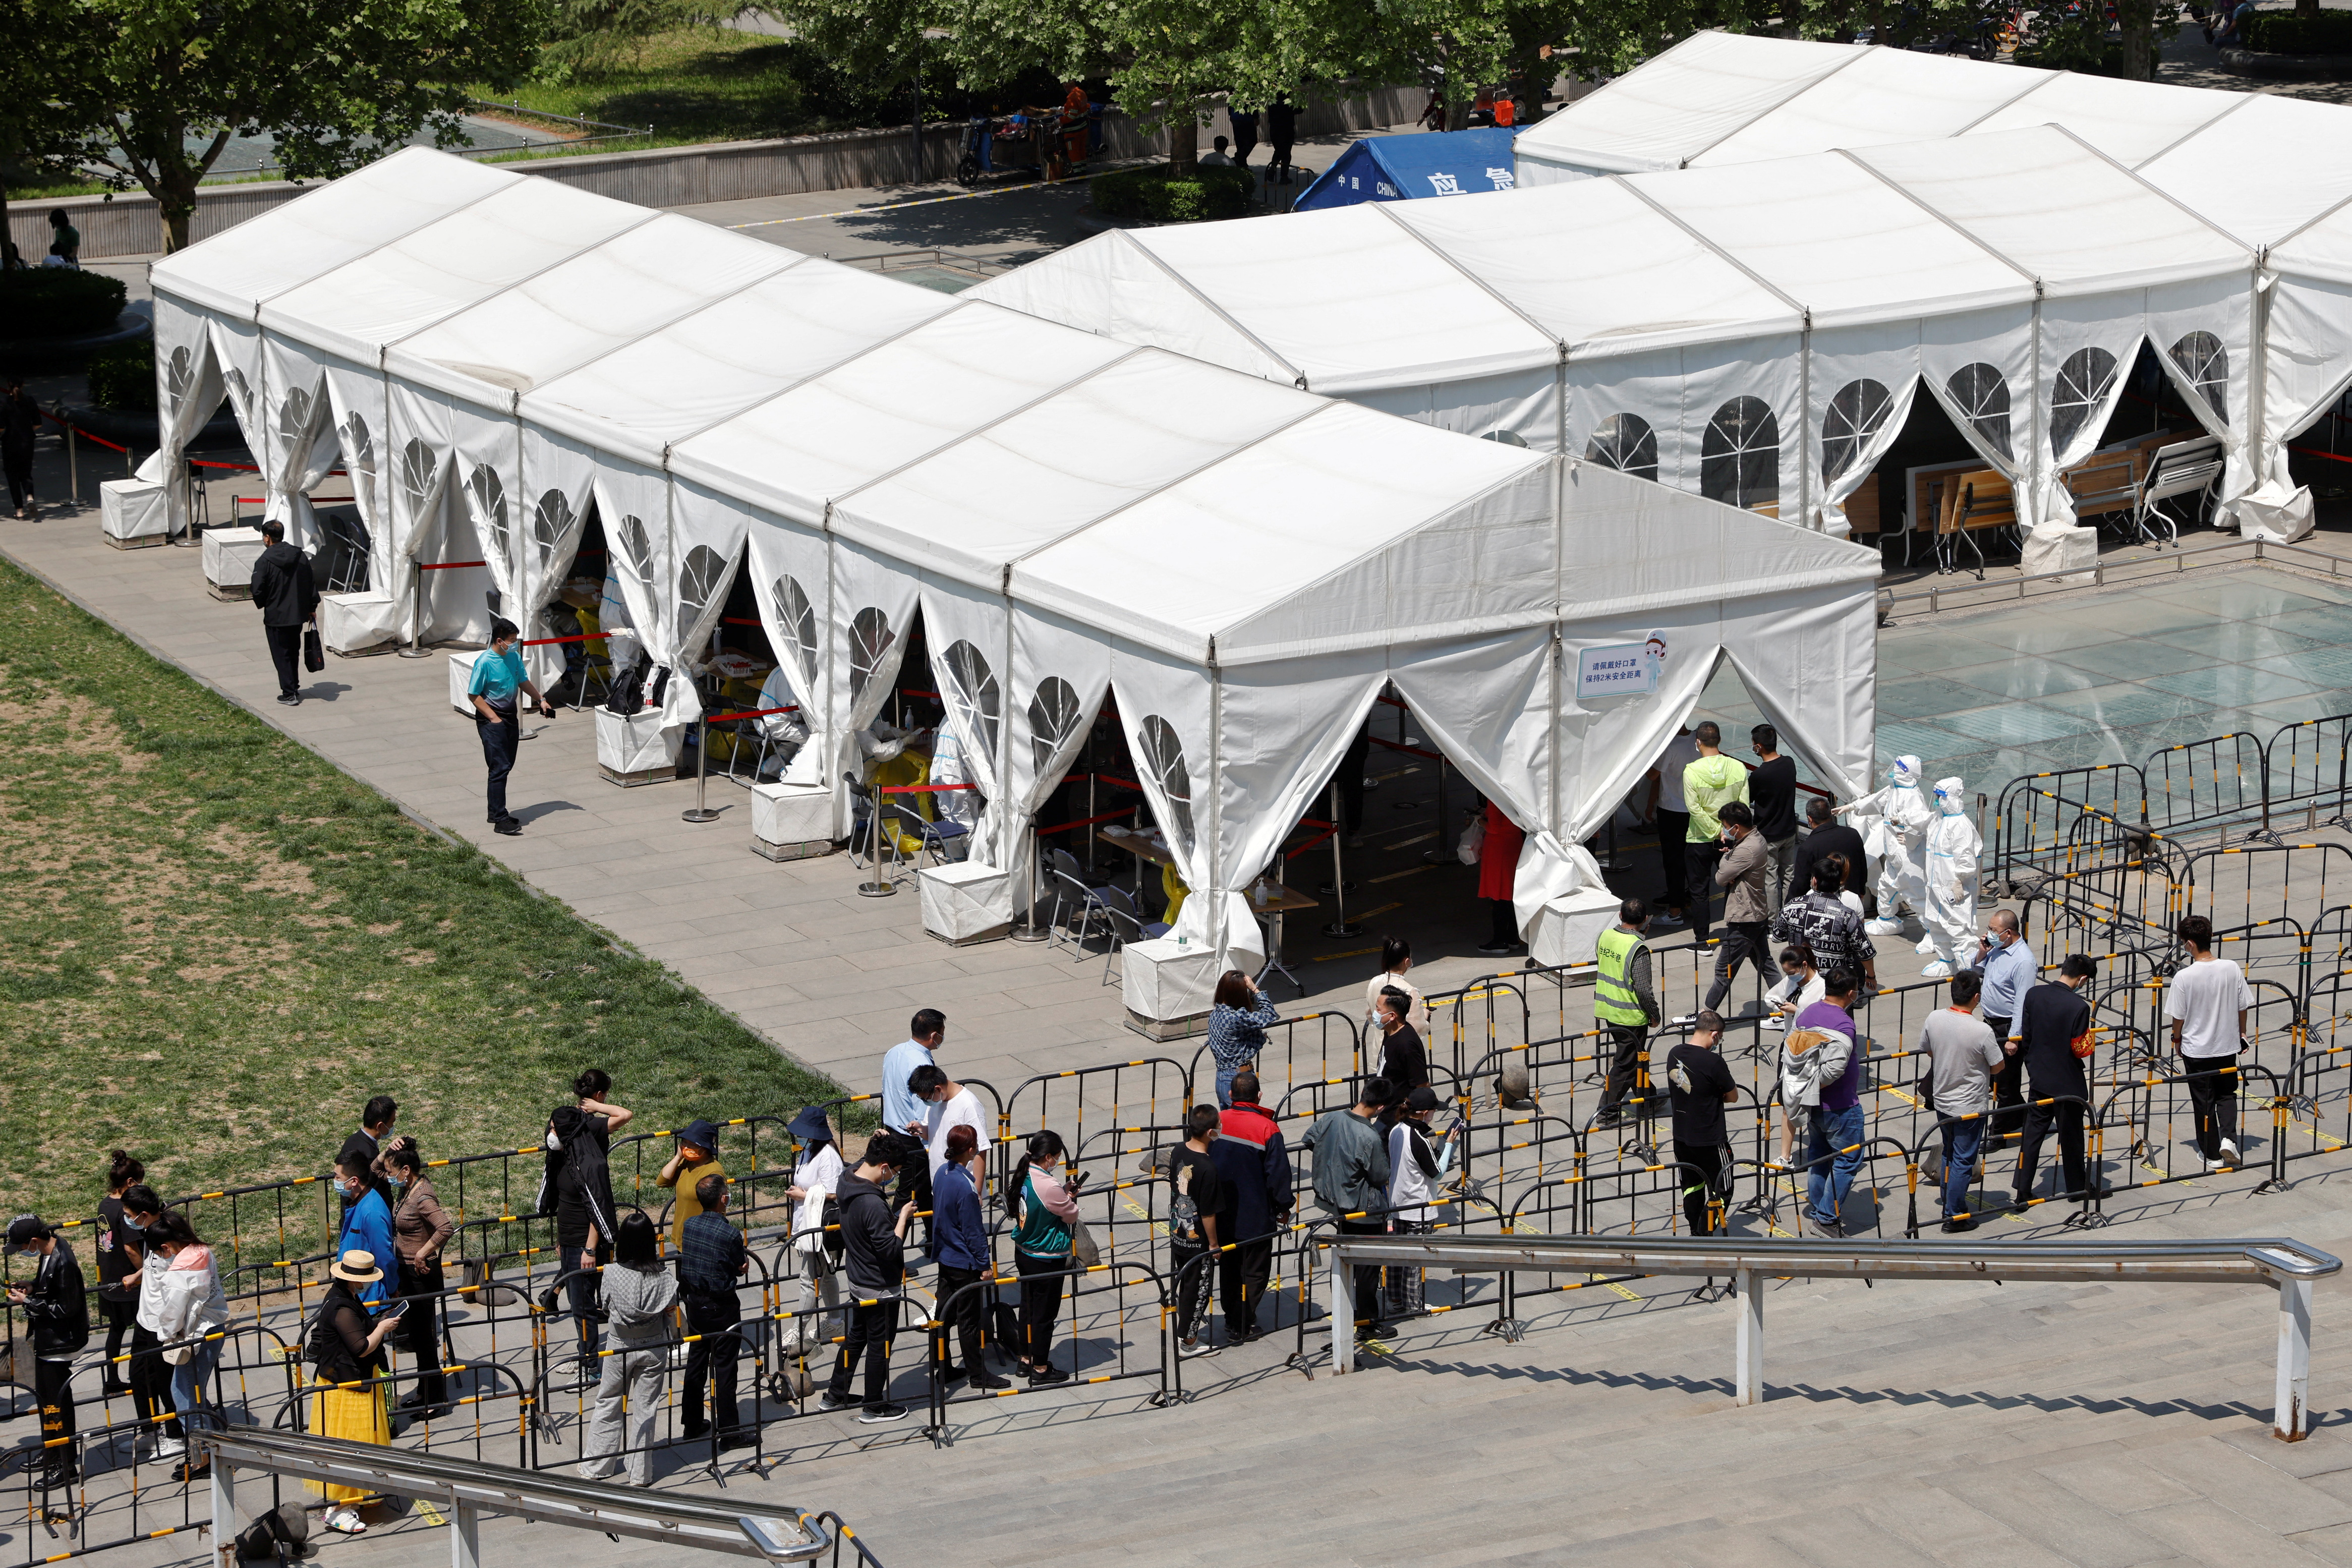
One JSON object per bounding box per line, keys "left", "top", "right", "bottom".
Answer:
{"left": 791, "top": 1143, "right": 844, "bottom": 1256}
{"left": 2166, "top": 957, "right": 2253, "bottom": 1059}
{"left": 1655, "top": 734, "right": 1701, "bottom": 814}
{"left": 924, "top": 1087, "right": 992, "bottom": 1177}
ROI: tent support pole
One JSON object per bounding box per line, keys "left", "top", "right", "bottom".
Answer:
{"left": 1321, "top": 780, "right": 1361, "bottom": 939}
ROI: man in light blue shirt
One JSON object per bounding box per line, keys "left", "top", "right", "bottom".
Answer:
{"left": 879, "top": 1009, "right": 947, "bottom": 1256}
{"left": 1968, "top": 909, "right": 2036, "bottom": 1134}
{"left": 467, "top": 617, "right": 552, "bottom": 837}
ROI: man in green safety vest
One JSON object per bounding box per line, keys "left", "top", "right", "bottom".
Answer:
{"left": 1594, "top": 897, "right": 1662, "bottom": 1129}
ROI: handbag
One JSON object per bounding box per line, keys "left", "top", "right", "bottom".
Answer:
{"left": 1456, "top": 814, "right": 1484, "bottom": 866}
{"left": 1069, "top": 1215, "right": 1102, "bottom": 1269}
{"left": 302, "top": 623, "right": 324, "bottom": 673}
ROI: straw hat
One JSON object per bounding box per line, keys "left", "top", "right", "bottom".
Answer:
{"left": 330, "top": 1249, "right": 383, "bottom": 1285}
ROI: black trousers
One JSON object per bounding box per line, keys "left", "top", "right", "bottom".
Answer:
{"left": 1220, "top": 1236, "right": 1272, "bottom": 1338}
{"left": 101, "top": 1297, "right": 134, "bottom": 1386}
{"left": 397, "top": 1261, "right": 446, "bottom": 1404}
{"left": 1706, "top": 920, "right": 1772, "bottom": 1011}
{"left": 264, "top": 622, "right": 304, "bottom": 697}
{"left": 891, "top": 1158, "right": 934, "bottom": 1255}
{"left": 1685, "top": 842, "right": 1724, "bottom": 944}
{"left": 2014, "top": 1094, "right": 2088, "bottom": 1201}
{"left": 1984, "top": 1017, "right": 2024, "bottom": 1136}
{"left": 827, "top": 1297, "right": 898, "bottom": 1410}
{"left": 34, "top": 1356, "right": 75, "bottom": 1466}
{"left": 1170, "top": 1239, "right": 1213, "bottom": 1344}
{"left": 5, "top": 446, "right": 33, "bottom": 511}
{"left": 1656, "top": 808, "right": 1690, "bottom": 908}
{"left": 476, "top": 706, "right": 520, "bottom": 824}
{"left": 1675, "top": 1140, "right": 1728, "bottom": 1235}
{"left": 1336, "top": 1217, "right": 1387, "bottom": 1333}
{"left": 932, "top": 1265, "right": 987, "bottom": 1374}
{"left": 1487, "top": 898, "right": 1518, "bottom": 948}
{"left": 2185, "top": 1057, "right": 2241, "bottom": 1159}
{"left": 681, "top": 1291, "right": 741, "bottom": 1432}
{"left": 129, "top": 1323, "right": 177, "bottom": 1439}
{"left": 1599, "top": 1024, "right": 1647, "bottom": 1118}
{"left": 1014, "top": 1251, "right": 1065, "bottom": 1366}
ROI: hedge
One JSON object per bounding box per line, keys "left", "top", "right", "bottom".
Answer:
{"left": 0, "top": 268, "right": 129, "bottom": 339}
{"left": 1090, "top": 163, "right": 1256, "bottom": 224}
{"left": 87, "top": 342, "right": 156, "bottom": 412}
{"left": 2242, "top": 10, "right": 2352, "bottom": 52}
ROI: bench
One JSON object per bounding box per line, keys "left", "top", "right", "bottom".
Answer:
{"left": 1841, "top": 472, "right": 1881, "bottom": 540}
{"left": 1935, "top": 468, "right": 2017, "bottom": 579}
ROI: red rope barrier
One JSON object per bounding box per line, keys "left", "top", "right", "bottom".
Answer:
{"left": 2288, "top": 443, "right": 2352, "bottom": 468}
{"left": 1369, "top": 735, "right": 1444, "bottom": 762}
{"left": 1035, "top": 807, "right": 1137, "bottom": 837}
{"left": 418, "top": 560, "right": 487, "bottom": 571}
{"left": 703, "top": 704, "right": 800, "bottom": 724}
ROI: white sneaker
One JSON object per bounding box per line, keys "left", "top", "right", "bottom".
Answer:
{"left": 2219, "top": 1139, "right": 2240, "bottom": 1164}
{"left": 1762, "top": 1015, "right": 1787, "bottom": 1031}
{"left": 153, "top": 1436, "right": 186, "bottom": 1461}
{"left": 1864, "top": 917, "right": 1905, "bottom": 937}
{"left": 2204, "top": 1158, "right": 2227, "bottom": 1174}
{"left": 324, "top": 1507, "right": 367, "bottom": 1536}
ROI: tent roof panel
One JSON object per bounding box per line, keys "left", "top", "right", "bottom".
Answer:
{"left": 668, "top": 302, "right": 1131, "bottom": 522}
{"left": 1624, "top": 153, "right": 2032, "bottom": 321}
{"left": 385, "top": 214, "right": 795, "bottom": 402}
{"left": 257, "top": 178, "right": 652, "bottom": 366}
{"left": 1691, "top": 48, "right": 2040, "bottom": 166}
{"left": 1851, "top": 128, "right": 2249, "bottom": 289}
{"left": 827, "top": 349, "right": 1323, "bottom": 589}
{"left": 1386, "top": 176, "right": 1801, "bottom": 353}
{"left": 1967, "top": 71, "right": 2244, "bottom": 167}
{"left": 519, "top": 258, "right": 955, "bottom": 465}
{"left": 153, "top": 148, "right": 520, "bottom": 317}
{"left": 1512, "top": 31, "right": 1859, "bottom": 173}
{"left": 2140, "top": 92, "right": 2352, "bottom": 247}
{"left": 961, "top": 232, "right": 1297, "bottom": 383}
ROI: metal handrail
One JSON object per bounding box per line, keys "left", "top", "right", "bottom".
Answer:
{"left": 197, "top": 1428, "right": 835, "bottom": 1561}
{"left": 1324, "top": 1232, "right": 2339, "bottom": 1440}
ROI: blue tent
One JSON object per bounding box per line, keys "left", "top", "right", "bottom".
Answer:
{"left": 1293, "top": 127, "right": 1522, "bottom": 211}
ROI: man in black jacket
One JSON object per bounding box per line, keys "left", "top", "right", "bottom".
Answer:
{"left": 1789, "top": 795, "right": 1870, "bottom": 911}
{"left": 247, "top": 519, "right": 319, "bottom": 707}
{"left": 2011, "top": 954, "right": 2106, "bottom": 1211}
{"left": 819, "top": 1131, "right": 919, "bottom": 1423}
{"left": 7, "top": 1215, "right": 89, "bottom": 1488}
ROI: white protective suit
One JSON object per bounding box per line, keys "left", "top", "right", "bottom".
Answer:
{"left": 597, "top": 564, "right": 640, "bottom": 682}
{"left": 1918, "top": 777, "right": 1981, "bottom": 978}
{"left": 754, "top": 666, "right": 811, "bottom": 780}
{"left": 1845, "top": 755, "right": 1934, "bottom": 937}
{"left": 929, "top": 724, "right": 980, "bottom": 845}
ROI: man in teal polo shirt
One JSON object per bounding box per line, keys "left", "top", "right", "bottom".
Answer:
{"left": 468, "top": 617, "right": 553, "bottom": 836}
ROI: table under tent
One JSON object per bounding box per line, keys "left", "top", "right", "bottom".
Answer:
{"left": 143, "top": 147, "right": 1881, "bottom": 1026}
{"left": 972, "top": 124, "right": 2272, "bottom": 582}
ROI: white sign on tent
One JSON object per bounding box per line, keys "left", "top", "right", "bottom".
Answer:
{"left": 1575, "top": 631, "right": 1668, "bottom": 699}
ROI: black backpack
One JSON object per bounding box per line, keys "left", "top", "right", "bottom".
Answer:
{"left": 234, "top": 1502, "right": 310, "bottom": 1562}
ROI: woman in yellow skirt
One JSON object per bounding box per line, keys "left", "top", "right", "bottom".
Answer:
{"left": 306, "top": 1249, "right": 398, "bottom": 1535}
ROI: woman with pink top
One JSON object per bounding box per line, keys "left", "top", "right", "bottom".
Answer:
{"left": 147, "top": 1212, "right": 228, "bottom": 1471}
{"left": 1005, "top": 1131, "right": 1083, "bottom": 1386}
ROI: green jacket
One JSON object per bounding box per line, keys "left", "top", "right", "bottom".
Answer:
{"left": 1684, "top": 753, "right": 1750, "bottom": 841}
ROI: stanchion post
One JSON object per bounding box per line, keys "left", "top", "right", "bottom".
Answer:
{"left": 1322, "top": 780, "right": 1361, "bottom": 938}
{"left": 398, "top": 563, "right": 434, "bottom": 658}
{"left": 858, "top": 785, "right": 895, "bottom": 898}
{"left": 682, "top": 717, "right": 721, "bottom": 824}
{"left": 68, "top": 426, "right": 78, "bottom": 503}
{"left": 1424, "top": 755, "right": 1451, "bottom": 865}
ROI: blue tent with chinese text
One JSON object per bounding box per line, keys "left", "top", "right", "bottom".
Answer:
{"left": 1293, "top": 127, "right": 1520, "bottom": 211}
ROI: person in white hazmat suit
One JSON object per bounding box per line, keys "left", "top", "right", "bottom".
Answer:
{"left": 1917, "top": 777, "right": 1980, "bottom": 980}
{"left": 928, "top": 723, "right": 979, "bottom": 857}
{"left": 1838, "top": 756, "right": 1934, "bottom": 939}
{"left": 753, "top": 665, "right": 810, "bottom": 780}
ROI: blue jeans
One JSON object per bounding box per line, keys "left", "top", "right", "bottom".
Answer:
{"left": 1806, "top": 1104, "right": 1866, "bottom": 1227}
{"left": 170, "top": 1338, "right": 220, "bottom": 1430}
{"left": 1215, "top": 1063, "right": 1244, "bottom": 1108}
{"left": 476, "top": 704, "right": 519, "bottom": 824}
{"left": 1940, "top": 1117, "right": 1986, "bottom": 1220}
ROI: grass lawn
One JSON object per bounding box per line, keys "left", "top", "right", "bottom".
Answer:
{"left": 480, "top": 28, "right": 898, "bottom": 146}
{"left": 0, "top": 556, "right": 843, "bottom": 1264}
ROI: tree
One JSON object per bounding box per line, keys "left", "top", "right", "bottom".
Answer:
{"left": 0, "top": 0, "right": 111, "bottom": 263}
{"left": 49, "top": 0, "right": 551, "bottom": 253}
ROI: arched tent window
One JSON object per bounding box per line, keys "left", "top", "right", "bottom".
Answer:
{"left": 770, "top": 574, "right": 818, "bottom": 676}
{"left": 1480, "top": 428, "right": 1529, "bottom": 448}
{"left": 615, "top": 514, "right": 655, "bottom": 586}
{"left": 1027, "top": 677, "right": 1083, "bottom": 777}
{"left": 531, "top": 490, "right": 573, "bottom": 573}
{"left": 341, "top": 413, "right": 374, "bottom": 479}
{"left": 676, "top": 545, "right": 728, "bottom": 630}
{"left": 847, "top": 608, "right": 895, "bottom": 707}
{"left": 277, "top": 387, "right": 312, "bottom": 450}
{"left": 1136, "top": 716, "right": 1194, "bottom": 852}
{"left": 940, "top": 641, "right": 1002, "bottom": 759}
{"left": 1945, "top": 364, "right": 2013, "bottom": 460}
{"left": 467, "top": 464, "right": 509, "bottom": 569}
{"left": 1821, "top": 379, "right": 1893, "bottom": 481}
{"left": 399, "top": 439, "right": 437, "bottom": 515}
{"left": 223, "top": 368, "right": 250, "bottom": 411}
{"left": 1585, "top": 414, "right": 1658, "bottom": 481}
{"left": 1701, "top": 397, "right": 1777, "bottom": 509}
{"left": 2050, "top": 347, "right": 2118, "bottom": 454}
{"left": 166, "top": 346, "right": 194, "bottom": 406}
{"left": 2169, "top": 331, "right": 2227, "bottom": 420}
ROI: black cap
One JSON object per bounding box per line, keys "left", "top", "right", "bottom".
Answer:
{"left": 1405, "top": 1086, "right": 1441, "bottom": 1114}
{"left": 7, "top": 1214, "right": 58, "bottom": 1251}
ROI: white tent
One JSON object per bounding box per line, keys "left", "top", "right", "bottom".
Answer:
{"left": 971, "top": 125, "right": 2255, "bottom": 560}
{"left": 148, "top": 147, "right": 1880, "bottom": 1019}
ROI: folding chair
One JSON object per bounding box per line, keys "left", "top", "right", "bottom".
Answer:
{"left": 2135, "top": 436, "right": 2224, "bottom": 548}
{"left": 1091, "top": 885, "right": 1170, "bottom": 986}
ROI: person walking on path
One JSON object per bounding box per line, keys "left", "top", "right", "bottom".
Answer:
{"left": 1749, "top": 725, "right": 1799, "bottom": 909}
{"left": 1665, "top": 1012, "right": 1737, "bottom": 1243}
{"left": 7, "top": 1215, "right": 88, "bottom": 1490}
{"left": 248, "top": 519, "right": 319, "bottom": 707}
{"left": 1229, "top": 105, "right": 1259, "bottom": 167}
{"left": 1004, "top": 1131, "right": 1080, "bottom": 1386}
{"left": 578, "top": 1212, "right": 676, "bottom": 1486}
{"left": 3, "top": 377, "right": 40, "bottom": 518}
{"left": 1301, "top": 1076, "right": 1393, "bottom": 1343}
{"left": 677, "top": 1175, "right": 752, "bottom": 1447}
{"left": 2168, "top": 914, "right": 2254, "bottom": 1172}
{"left": 821, "top": 1132, "right": 921, "bottom": 1422}
{"left": 1682, "top": 723, "right": 1750, "bottom": 948}
{"left": 386, "top": 1143, "right": 453, "bottom": 1418}
{"left": 1266, "top": 94, "right": 1298, "bottom": 184}
{"left": 469, "top": 617, "right": 552, "bottom": 836}
{"left": 881, "top": 1010, "right": 944, "bottom": 1245}
{"left": 1209, "top": 970, "right": 1280, "bottom": 1107}
{"left": 1795, "top": 973, "right": 1864, "bottom": 1237}
{"left": 1594, "top": 898, "right": 1661, "bottom": 1129}
{"left": 1647, "top": 727, "right": 1700, "bottom": 926}
{"left": 1968, "top": 909, "right": 2036, "bottom": 1136}
{"left": 1922, "top": 972, "right": 2004, "bottom": 1231}
{"left": 1477, "top": 798, "right": 1526, "bottom": 956}
{"left": 1771, "top": 861, "right": 1878, "bottom": 994}
{"left": 1703, "top": 802, "right": 1773, "bottom": 1013}
{"left": 1168, "top": 1105, "right": 1225, "bottom": 1359}
{"left": 658, "top": 1120, "right": 726, "bottom": 1252}
{"left": 1790, "top": 795, "right": 1869, "bottom": 912}
{"left": 2011, "top": 955, "right": 2104, "bottom": 1211}
{"left": 782, "top": 1107, "right": 844, "bottom": 1356}
{"left": 928, "top": 1125, "right": 1007, "bottom": 1389}
{"left": 1212, "top": 1071, "right": 1292, "bottom": 1344}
